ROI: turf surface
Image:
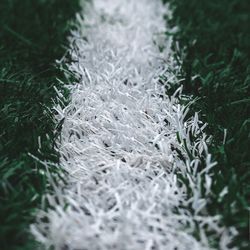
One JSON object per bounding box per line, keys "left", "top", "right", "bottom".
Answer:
{"left": 164, "top": 0, "right": 250, "bottom": 248}
{"left": 1, "top": 0, "right": 249, "bottom": 248}
{"left": 0, "top": 0, "right": 80, "bottom": 249}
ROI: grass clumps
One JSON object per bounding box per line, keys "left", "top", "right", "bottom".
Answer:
{"left": 0, "top": 0, "right": 80, "bottom": 249}
{"left": 164, "top": 0, "right": 250, "bottom": 248}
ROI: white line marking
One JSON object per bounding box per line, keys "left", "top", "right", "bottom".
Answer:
{"left": 31, "top": 0, "right": 237, "bottom": 249}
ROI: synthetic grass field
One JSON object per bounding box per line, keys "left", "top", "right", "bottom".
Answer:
{"left": 0, "top": 0, "right": 249, "bottom": 249}
{"left": 164, "top": 0, "right": 250, "bottom": 248}
{"left": 0, "top": 0, "right": 80, "bottom": 249}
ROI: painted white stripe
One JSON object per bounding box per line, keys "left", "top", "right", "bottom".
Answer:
{"left": 31, "top": 0, "right": 236, "bottom": 249}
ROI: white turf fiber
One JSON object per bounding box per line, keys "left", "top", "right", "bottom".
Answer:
{"left": 31, "top": 0, "right": 236, "bottom": 249}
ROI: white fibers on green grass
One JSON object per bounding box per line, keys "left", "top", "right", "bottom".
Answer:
{"left": 31, "top": 0, "right": 237, "bottom": 249}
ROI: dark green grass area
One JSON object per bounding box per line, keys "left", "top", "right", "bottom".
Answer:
{"left": 164, "top": 0, "right": 250, "bottom": 248}
{"left": 0, "top": 0, "right": 80, "bottom": 249}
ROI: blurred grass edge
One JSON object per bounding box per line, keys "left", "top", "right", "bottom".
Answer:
{"left": 0, "top": 0, "right": 80, "bottom": 249}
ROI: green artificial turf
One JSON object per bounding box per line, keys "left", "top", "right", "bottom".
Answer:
{"left": 0, "top": 0, "right": 80, "bottom": 249}
{"left": 164, "top": 0, "right": 250, "bottom": 248}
